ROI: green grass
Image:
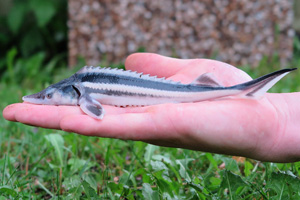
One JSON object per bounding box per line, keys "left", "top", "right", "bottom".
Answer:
{"left": 1, "top": 55, "right": 300, "bottom": 199}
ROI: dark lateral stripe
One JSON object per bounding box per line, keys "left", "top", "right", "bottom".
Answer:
{"left": 78, "top": 73, "right": 217, "bottom": 92}
{"left": 85, "top": 87, "right": 171, "bottom": 98}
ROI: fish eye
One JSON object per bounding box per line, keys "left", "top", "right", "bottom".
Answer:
{"left": 46, "top": 93, "right": 52, "bottom": 99}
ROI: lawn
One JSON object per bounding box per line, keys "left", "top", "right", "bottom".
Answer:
{"left": 1, "top": 54, "right": 300, "bottom": 199}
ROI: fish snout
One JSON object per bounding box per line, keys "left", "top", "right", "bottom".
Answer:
{"left": 22, "top": 91, "right": 48, "bottom": 104}
{"left": 23, "top": 92, "right": 44, "bottom": 99}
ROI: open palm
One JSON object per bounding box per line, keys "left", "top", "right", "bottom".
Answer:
{"left": 3, "top": 53, "right": 300, "bottom": 162}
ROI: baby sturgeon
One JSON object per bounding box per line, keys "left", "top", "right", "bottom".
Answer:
{"left": 22, "top": 66, "right": 296, "bottom": 119}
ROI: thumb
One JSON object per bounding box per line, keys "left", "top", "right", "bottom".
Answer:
{"left": 125, "top": 53, "right": 187, "bottom": 78}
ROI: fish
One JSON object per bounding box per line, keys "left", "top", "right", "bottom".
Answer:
{"left": 22, "top": 66, "right": 297, "bottom": 119}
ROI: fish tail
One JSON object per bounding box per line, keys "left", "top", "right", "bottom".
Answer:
{"left": 233, "top": 68, "right": 297, "bottom": 98}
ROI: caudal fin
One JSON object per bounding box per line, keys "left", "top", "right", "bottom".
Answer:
{"left": 233, "top": 68, "right": 297, "bottom": 98}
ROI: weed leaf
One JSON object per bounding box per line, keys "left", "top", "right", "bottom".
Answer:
{"left": 219, "top": 170, "right": 249, "bottom": 198}
{"left": 142, "top": 183, "right": 159, "bottom": 200}
{"left": 152, "top": 155, "right": 172, "bottom": 164}
{"left": 0, "top": 186, "right": 17, "bottom": 198}
{"left": 244, "top": 161, "right": 254, "bottom": 177}
{"left": 216, "top": 155, "right": 239, "bottom": 171}
{"left": 30, "top": 0, "right": 55, "bottom": 27}
{"left": 25, "top": 52, "right": 45, "bottom": 77}
{"left": 62, "top": 175, "right": 83, "bottom": 198}
{"left": 68, "top": 158, "right": 86, "bottom": 173}
{"left": 7, "top": 2, "right": 27, "bottom": 34}
{"left": 5, "top": 48, "right": 17, "bottom": 83}
{"left": 20, "top": 30, "right": 44, "bottom": 57}
{"left": 82, "top": 180, "right": 98, "bottom": 198}
{"left": 144, "top": 144, "right": 159, "bottom": 165}
{"left": 176, "top": 159, "right": 194, "bottom": 182}
{"left": 63, "top": 175, "right": 81, "bottom": 190}
{"left": 266, "top": 171, "right": 300, "bottom": 199}
{"left": 82, "top": 174, "right": 98, "bottom": 192}
{"left": 45, "top": 134, "right": 64, "bottom": 167}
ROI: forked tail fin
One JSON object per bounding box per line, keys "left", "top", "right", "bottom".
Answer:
{"left": 232, "top": 68, "right": 297, "bottom": 98}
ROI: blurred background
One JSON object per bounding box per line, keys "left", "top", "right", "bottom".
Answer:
{"left": 1, "top": 0, "right": 300, "bottom": 199}
{"left": 0, "top": 1, "right": 300, "bottom": 79}
{"left": 69, "top": 0, "right": 294, "bottom": 67}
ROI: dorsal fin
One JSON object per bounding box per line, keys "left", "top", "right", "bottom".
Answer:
{"left": 191, "top": 73, "right": 223, "bottom": 87}
{"left": 76, "top": 66, "right": 182, "bottom": 85}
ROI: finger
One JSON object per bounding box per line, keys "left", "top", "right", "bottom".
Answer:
{"left": 3, "top": 103, "right": 148, "bottom": 128}
{"left": 103, "top": 104, "right": 149, "bottom": 114}
{"left": 169, "top": 59, "right": 252, "bottom": 85}
{"left": 3, "top": 103, "right": 22, "bottom": 122}
{"left": 125, "top": 53, "right": 187, "bottom": 78}
{"left": 60, "top": 111, "right": 175, "bottom": 142}
{"left": 12, "top": 104, "right": 83, "bottom": 129}
{"left": 125, "top": 53, "right": 252, "bottom": 85}
{"left": 61, "top": 113, "right": 153, "bottom": 139}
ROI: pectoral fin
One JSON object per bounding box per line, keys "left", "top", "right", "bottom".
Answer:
{"left": 79, "top": 95, "right": 105, "bottom": 119}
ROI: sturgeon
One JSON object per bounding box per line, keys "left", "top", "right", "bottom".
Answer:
{"left": 22, "top": 66, "right": 297, "bottom": 119}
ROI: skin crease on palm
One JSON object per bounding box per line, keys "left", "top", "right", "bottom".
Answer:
{"left": 3, "top": 53, "right": 300, "bottom": 163}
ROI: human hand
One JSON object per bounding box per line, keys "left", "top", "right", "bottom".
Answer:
{"left": 3, "top": 53, "right": 300, "bottom": 162}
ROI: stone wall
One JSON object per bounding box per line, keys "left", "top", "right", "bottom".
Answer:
{"left": 68, "top": 0, "right": 293, "bottom": 67}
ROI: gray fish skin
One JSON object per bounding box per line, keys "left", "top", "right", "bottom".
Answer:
{"left": 22, "top": 66, "right": 297, "bottom": 119}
